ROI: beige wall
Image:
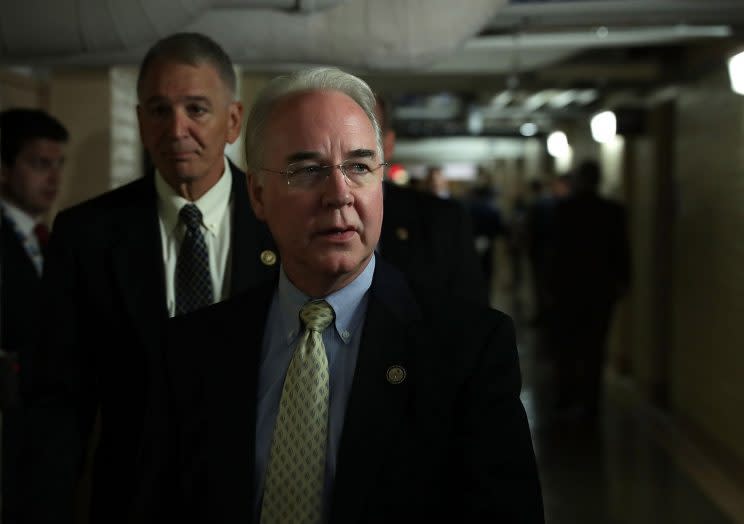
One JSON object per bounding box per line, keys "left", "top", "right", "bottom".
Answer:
{"left": 0, "top": 69, "right": 45, "bottom": 109}
{"left": 48, "top": 70, "right": 112, "bottom": 213}
{"left": 668, "top": 68, "right": 744, "bottom": 464}
{"left": 46, "top": 68, "right": 143, "bottom": 216}
{"left": 611, "top": 65, "right": 744, "bottom": 469}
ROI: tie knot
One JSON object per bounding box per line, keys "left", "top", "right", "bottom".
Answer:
{"left": 179, "top": 203, "right": 203, "bottom": 229}
{"left": 300, "top": 300, "right": 335, "bottom": 332}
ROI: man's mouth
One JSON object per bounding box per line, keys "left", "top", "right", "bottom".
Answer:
{"left": 317, "top": 226, "right": 357, "bottom": 241}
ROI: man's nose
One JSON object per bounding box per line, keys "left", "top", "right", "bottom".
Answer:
{"left": 168, "top": 108, "right": 190, "bottom": 138}
{"left": 321, "top": 165, "right": 354, "bottom": 208}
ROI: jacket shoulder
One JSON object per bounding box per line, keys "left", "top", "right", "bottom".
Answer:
{"left": 53, "top": 177, "right": 154, "bottom": 229}
{"left": 385, "top": 182, "right": 465, "bottom": 216}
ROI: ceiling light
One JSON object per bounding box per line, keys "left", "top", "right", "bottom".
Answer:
{"left": 520, "top": 123, "right": 538, "bottom": 137}
{"left": 547, "top": 131, "right": 569, "bottom": 158}
{"left": 591, "top": 110, "right": 617, "bottom": 143}
{"left": 728, "top": 50, "right": 744, "bottom": 95}
{"left": 467, "top": 109, "right": 484, "bottom": 135}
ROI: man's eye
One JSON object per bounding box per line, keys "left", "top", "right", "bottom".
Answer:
{"left": 344, "top": 162, "right": 373, "bottom": 175}
{"left": 294, "top": 165, "right": 326, "bottom": 177}
{"left": 148, "top": 105, "right": 170, "bottom": 118}
{"left": 187, "top": 105, "right": 208, "bottom": 116}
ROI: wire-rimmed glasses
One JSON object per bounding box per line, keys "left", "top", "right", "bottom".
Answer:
{"left": 260, "top": 160, "right": 389, "bottom": 189}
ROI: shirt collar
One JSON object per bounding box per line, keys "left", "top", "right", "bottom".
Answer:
{"left": 277, "top": 254, "right": 376, "bottom": 345}
{"left": 155, "top": 156, "right": 233, "bottom": 237}
{"left": 0, "top": 198, "right": 38, "bottom": 237}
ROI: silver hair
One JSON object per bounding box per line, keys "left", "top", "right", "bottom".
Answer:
{"left": 244, "top": 67, "right": 383, "bottom": 180}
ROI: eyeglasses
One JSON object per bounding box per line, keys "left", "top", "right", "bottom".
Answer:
{"left": 260, "top": 160, "right": 389, "bottom": 189}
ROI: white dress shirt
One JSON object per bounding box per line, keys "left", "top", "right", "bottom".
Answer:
{"left": 1, "top": 198, "right": 45, "bottom": 275}
{"left": 155, "top": 157, "right": 234, "bottom": 317}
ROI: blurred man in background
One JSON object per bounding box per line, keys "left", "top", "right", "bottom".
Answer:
{"left": 0, "top": 108, "right": 68, "bottom": 524}
{"left": 549, "top": 160, "right": 630, "bottom": 418}
{"left": 374, "top": 96, "right": 488, "bottom": 306}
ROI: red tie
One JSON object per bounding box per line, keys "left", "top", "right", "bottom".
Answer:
{"left": 34, "top": 222, "right": 50, "bottom": 248}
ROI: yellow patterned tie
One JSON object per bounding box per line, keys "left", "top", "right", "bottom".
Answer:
{"left": 261, "top": 300, "right": 335, "bottom": 524}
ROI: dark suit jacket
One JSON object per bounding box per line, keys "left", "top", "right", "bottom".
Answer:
{"left": 1, "top": 208, "right": 43, "bottom": 361}
{"left": 381, "top": 182, "right": 489, "bottom": 306}
{"left": 550, "top": 193, "right": 630, "bottom": 304}
{"left": 22, "top": 162, "right": 278, "bottom": 524}
{"left": 1, "top": 208, "right": 44, "bottom": 523}
{"left": 160, "top": 257, "right": 543, "bottom": 523}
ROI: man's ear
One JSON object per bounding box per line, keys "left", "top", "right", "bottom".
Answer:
{"left": 226, "top": 101, "right": 244, "bottom": 144}
{"left": 248, "top": 172, "right": 266, "bottom": 220}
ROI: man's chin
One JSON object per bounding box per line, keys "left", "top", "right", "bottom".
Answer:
{"left": 316, "top": 252, "right": 372, "bottom": 279}
{"left": 158, "top": 164, "right": 204, "bottom": 184}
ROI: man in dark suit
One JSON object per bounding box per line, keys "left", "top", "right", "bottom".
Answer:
{"left": 374, "top": 96, "right": 488, "bottom": 306}
{"left": 162, "top": 67, "right": 543, "bottom": 523}
{"left": 0, "top": 108, "right": 68, "bottom": 524}
{"left": 549, "top": 160, "right": 630, "bottom": 418}
{"left": 22, "top": 33, "right": 277, "bottom": 524}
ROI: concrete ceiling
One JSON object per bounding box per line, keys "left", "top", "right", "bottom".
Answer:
{"left": 1, "top": 0, "right": 743, "bottom": 136}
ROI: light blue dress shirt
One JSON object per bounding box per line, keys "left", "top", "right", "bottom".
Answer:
{"left": 254, "top": 254, "right": 376, "bottom": 520}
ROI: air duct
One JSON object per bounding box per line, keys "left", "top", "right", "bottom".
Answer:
{"left": 0, "top": 0, "right": 507, "bottom": 71}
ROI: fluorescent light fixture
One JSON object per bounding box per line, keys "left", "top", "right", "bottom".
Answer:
{"left": 467, "top": 109, "right": 484, "bottom": 135}
{"left": 547, "top": 131, "right": 569, "bottom": 158}
{"left": 591, "top": 110, "right": 617, "bottom": 143}
{"left": 520, "top": 122, "right": 538, "bottom": 137}
{"left": 728, "top": 50, "right": 744, "bottom": 95}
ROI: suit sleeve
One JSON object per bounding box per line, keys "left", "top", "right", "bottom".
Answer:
{"left": 21, "top": 212, "right": 99, "bottom": 524}
{"left": 454, "top": 311, "right": 544, "bottom": 522}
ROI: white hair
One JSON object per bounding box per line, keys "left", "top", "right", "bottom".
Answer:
{"left": 243, "top": 67, "right": 383, "bottom": 179}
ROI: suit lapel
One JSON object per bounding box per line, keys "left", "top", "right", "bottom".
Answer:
{"left": 110, "top": 178, "right": 167, "bottom": 349}
{"left": 330, "top": 259, "right": 423, "bottom": 524}
{"left": 228, "top": 161, "right": 278, "bottom": 295}
{"left": 380, "top": 182, "right": 425, "bottom": 276}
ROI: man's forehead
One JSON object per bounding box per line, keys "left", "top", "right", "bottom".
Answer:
{"left": 139, "top": 59, "right": 230, "bottom": 98}
{"left": 274, "top": 89, "right": 366, "bottom": 116}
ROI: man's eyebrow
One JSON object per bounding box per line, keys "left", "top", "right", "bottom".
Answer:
{"left": 286, "top": 151, "right": 322, "bottom": 163}
{"left": 144, "top": 95, "right": 212, "bottom": 106}
{"left": 347, "top": 149, "right": 376, "bottom": 159}
{"left": 285, "top": 148, "right": 376, "bottom": 164}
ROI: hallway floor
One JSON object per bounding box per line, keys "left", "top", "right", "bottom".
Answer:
{"left": 493, "top": 288, "right": 736, "bottom": 524}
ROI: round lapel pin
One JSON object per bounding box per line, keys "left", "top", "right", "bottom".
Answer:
{"left": 260, "top": 249, "right": 277, "bottom": 266}
{"left": 386, "top": 365, "right": 406, "bottom": 385}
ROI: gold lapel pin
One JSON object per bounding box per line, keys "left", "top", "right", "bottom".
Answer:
{"left": 395, "top": 227, "right": 409, "bottom": 241}
{"left": 260, "top": 249, "right": 277, "bottom": 266}
{"left": 386, "top": 365, "right": 406, "bottom": 385}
